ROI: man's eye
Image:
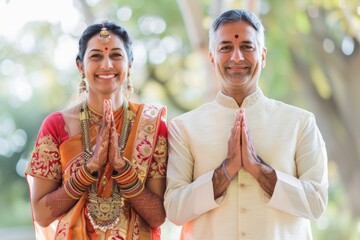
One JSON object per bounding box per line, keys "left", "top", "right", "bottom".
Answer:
{"left": 242, "top": 45, "right": 255, "bottom": 51}
{"left": 220, "top": 46, "right": 232, "bottom": 51}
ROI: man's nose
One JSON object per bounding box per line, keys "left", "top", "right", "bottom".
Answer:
{"left": 231, "top": 48, "right": 244, "bottom": 62}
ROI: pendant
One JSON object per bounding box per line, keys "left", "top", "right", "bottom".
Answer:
{"left": 101, "top": 176, "right": 108, "bottom": 187}
{"left": 87, "top": 183, "right": 124, "bottom": 232}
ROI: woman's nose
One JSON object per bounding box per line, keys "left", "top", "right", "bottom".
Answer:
{"left": 101, "top": 57, "right": 113, "bottom": 69}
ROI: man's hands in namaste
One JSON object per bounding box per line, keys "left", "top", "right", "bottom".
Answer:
{"left": 226, "top": 108, "right": 262, "bottom": 178}
{"left": 86, "top": 99, "right": 127, "bottom": 174}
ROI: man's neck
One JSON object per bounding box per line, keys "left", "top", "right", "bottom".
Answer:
{"left": 221, "top": 87, "right": 258, "bottom": 107}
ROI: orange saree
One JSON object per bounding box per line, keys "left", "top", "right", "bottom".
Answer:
{"left": 25, "top": 102, "right": 167, "bottom": 240}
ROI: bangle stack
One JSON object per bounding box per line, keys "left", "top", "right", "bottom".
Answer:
{"left": 64, "top": 165, "right": 98, "bottom": 199}
{"left": 221, "top": 159, "right": 232, "bottom": 182}
{"left": 112, "top": 160, "right": 144, "bottom": 198}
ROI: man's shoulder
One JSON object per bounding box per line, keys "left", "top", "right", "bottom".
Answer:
{"left": 171, "top": 101, "right": 214, "bottom": 122}
{"left": 266, "top": 98, "right": 314, "bottom": 119}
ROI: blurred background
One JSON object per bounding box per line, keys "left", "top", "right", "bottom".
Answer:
{"left": 0, "top": 0, "right": 359, "bottom": 239}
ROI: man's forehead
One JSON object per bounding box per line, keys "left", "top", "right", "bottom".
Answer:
{"left": 216, "top": 21, "right": 256, "bottom": 33}
{"left": 214, "top": 21, "right": 257, "bottom": 42}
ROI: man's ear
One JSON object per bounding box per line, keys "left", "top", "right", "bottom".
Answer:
{"left": 209, "top": 51, "right": 215, "bottom": 69}
{"left": 261, "top": 47, "right": 267, "bottom": 68}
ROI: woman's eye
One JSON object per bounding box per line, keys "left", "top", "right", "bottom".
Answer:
{"left": 90, "top": 54, "right": 102, "bottom": 59}
{"left": 111, "top": 53, "right": 123, "bottom": 58}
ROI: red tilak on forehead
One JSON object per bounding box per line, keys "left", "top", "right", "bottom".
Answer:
{"left": 105, "top": 47, "right": 108, "bottom": 51}
{"left": 235, "top": 34, "right": 239, "bottom": 38}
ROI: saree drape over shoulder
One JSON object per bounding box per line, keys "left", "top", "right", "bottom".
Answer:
{"left": 25, "top": 102, "right": 168, "bottom": 240}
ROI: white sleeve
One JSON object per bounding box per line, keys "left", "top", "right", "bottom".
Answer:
{"left": 267, "top": 115, "right": 328, "bottom": 220}
{"left": 164, "top": 119, "right": 225, "bottom": 226}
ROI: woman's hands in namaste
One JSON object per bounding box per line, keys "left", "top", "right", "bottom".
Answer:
{"left": 85, "top": 99, "right": 127, "bottom": 174}
{"left": 108, "top": 100, "right": 127, "bottom": 171}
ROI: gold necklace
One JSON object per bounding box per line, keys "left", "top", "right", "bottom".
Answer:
{"left": 87, "top": 104, "right": 103, "bottom": 116}
{"left": 87, "top": 101, "right": 126, "bottom": 118}
{"left": 79, "top": 99, "right": 133, "bottom": 231}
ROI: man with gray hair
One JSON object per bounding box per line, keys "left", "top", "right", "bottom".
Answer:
{"left": 164, "top": 8, "right": 328, "bottom": 240}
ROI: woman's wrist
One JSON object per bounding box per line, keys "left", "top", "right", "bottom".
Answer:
{"left": 84, "top": 163, "right": 98, "bottom": 177}
{"left": 112, "top": 160, "right": 144, "bottom": 198}
{"left": 64, "top": 164, "right": 98, "bottom": 199}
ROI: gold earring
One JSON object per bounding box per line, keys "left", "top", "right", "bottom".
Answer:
{"left": 126, "top": 74, "right": 134, "bottom": 96}
{"left": 79, "top": 73, "right": 87, "bottom": 95}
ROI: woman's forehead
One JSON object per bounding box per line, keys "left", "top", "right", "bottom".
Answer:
{"left": 86, "top": 32, "right": 125, "bottom": 49}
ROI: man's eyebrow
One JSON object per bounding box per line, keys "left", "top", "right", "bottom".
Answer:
{"left": 219, "top": 40, "right": 232, "bottom": 45}
{"left": 88, "top": 47, "right": 123, "bottom": 53}
{"left": 218, "top": 40, "right": 254, "bottom": 45}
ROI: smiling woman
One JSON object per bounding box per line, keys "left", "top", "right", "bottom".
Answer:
{"left": 78, "top": 31, "right": 130, "bottom": 99}
{"left": 24, "top": 21, "right": 169, "bottom": 239}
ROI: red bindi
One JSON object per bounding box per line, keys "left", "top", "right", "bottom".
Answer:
{"left": 235, "top": 34, "right": 239, "bottom": 39}
{"left": 105, "top": 47, "right": 108, "bottom": 51}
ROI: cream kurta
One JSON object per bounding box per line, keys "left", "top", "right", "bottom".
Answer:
{"left": 164, "top": 89, "right": 328, "bottom": 240}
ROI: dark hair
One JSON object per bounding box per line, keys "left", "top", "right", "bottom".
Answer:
{"left": 209, "top": 9, "right": 265, "bottom": 52}
{"left": 76, "top": 21, "right": 133, "bottom": 63}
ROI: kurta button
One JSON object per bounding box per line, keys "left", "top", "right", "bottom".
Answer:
{"left": 240, "top": 208, "right": 246, "bottom": 213}
{"left": 239, "top": 183, "right": 245, "bottom": 188}
{"left": 241, "top": 231, "right": 246, "bottom": 236}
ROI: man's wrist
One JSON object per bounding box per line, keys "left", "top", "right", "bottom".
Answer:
{"left": 221, "top": 159, "right": 232, "bottom": 182}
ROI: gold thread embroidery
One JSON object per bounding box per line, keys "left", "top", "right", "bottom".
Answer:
{"left": 27, "top": 134, "right": 62, "bottom": 181}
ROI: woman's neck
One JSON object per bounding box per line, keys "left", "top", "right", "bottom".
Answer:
{"left": 87, "top": 92, "right": 124, "bottom": 115}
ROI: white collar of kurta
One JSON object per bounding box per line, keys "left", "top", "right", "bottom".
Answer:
{"left": 216, "top": 88, "right": 264, "bottom": 109}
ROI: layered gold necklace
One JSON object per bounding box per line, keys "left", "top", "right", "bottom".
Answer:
{"left": 79, "top": 100, "right": 133, "bottom": 231}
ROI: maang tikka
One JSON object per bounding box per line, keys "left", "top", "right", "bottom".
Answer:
{"left": 99, "top": 24, "right": 111, "bottom": 44}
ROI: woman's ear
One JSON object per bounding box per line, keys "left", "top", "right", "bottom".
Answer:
{"left": 76, "top": 59, "right": 84, "bottom": 74}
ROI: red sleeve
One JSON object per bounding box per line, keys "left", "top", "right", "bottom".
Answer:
{"left": 24, "top": 112, "right": 68, "bottom": 182}
{"left": 38, "top": 112, "right": 68, "bottom": 145}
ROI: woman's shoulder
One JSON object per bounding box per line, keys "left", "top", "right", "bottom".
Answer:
{"left": 42, "top": 111, "right": 65, "bottom": 127}
{"left": 130, "top": 101, "right": 166, "bottom": 115}
{"left": 36, "top": 111, "right": 66, "bottom": 145}
{"left": 39, "top": 104, "right": 81, "bottom": 143}
{"left": 42, "top": 104, "right": 81, "bottom": 128}
{"left": 60, "top": 103, "right": 82, "bottom": 118}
